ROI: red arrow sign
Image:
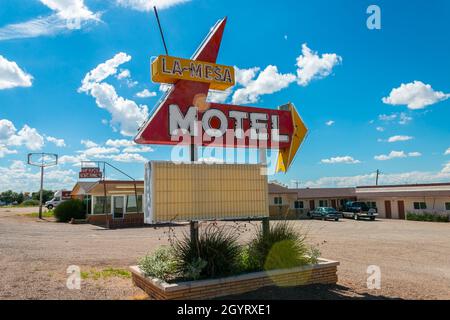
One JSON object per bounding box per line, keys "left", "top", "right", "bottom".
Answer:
{"left": 135, "top": 18, "right": 307, "bottom": 171}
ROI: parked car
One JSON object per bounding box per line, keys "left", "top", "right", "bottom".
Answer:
{"left": 309, "top": 207, "right": 342, "bottom": 221}
{"left": 342, "top": 201, "right": 378, "bottom": 220}
{"left": 45, "top": 190, "right": 71, "bottom": 210}
{"left": 0, "top": 200, "right": 6, "bottom": 206}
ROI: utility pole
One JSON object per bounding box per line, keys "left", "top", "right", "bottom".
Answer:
{"left": 375, "top": 169, "right": 380, "bottom": 186}
{"left": 292, "top": 180, "right": 301, "bottom": 218}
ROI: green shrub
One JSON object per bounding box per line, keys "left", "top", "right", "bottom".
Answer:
{"left": 20, "top": 199, "right": 40, "bottom": 207}
{"left": 247, "top": 222, "right": 310, "bottom": 271}
{"left": 53, "top": 199, "right": 85, "bottom": 222}
{"left": 173, "top": 225, "right": 242, "bottom": 280}
{"left": 407, "top": 212, "right": 449, "bottom": 223}
{"left": 138, "top": 246, "right": 178, "bottom": 282}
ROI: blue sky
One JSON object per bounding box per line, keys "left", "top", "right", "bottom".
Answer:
{"left": 1, "top": 0, "right": 449, "bottom": 192}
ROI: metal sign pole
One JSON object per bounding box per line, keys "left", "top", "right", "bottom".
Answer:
{"left": 39, "top": 166, "right": 44, "bottom": 219}
{"left": 27, "top": 153, "right": 58, "bottom": 220}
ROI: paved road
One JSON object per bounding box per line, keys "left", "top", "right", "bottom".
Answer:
{"left": 0, "top": 211, "right": 449, "bottom": 299}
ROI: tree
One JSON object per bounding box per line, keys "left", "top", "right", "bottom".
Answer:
{"left": 32, "top": 190, "right": 55, "bottom": 203}
{"left": 1, "top": 190, "right": 16, "bottom": 204}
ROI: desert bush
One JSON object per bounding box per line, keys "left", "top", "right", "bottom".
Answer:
{"left": 407, "top": 212, "right": 449, "bottom": 222}
{"left": 173, "top": 224, "right": 242, "bottom": 280}
{"left": 20, "top": 199, "right": 40, "bottom": 207}
{"left": 138, "top": 246, "right": 178, "bottom": 282}
{"left": 53, "top": 199, "right": 85, "bottom": 222}
{"left": 248, "top": 222, "right": 310, "bottom": 271}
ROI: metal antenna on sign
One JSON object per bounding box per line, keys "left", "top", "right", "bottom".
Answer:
{"left": 153, "top": 6, "right": 169, "bottom": 55}
{"left": 27, "top": 153, "right": 58, "bottom": 219}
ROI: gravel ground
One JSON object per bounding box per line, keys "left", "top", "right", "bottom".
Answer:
{"left": 0, "top": 207, "right": 449, "bottom": 300}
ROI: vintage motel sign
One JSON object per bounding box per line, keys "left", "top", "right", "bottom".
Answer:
{"left": 135, "top": 18, "right": 307, "bottom": 172}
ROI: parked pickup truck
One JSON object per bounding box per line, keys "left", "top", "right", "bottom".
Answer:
{"left": 342, "top": 201, "right": 378, "bottom": 220}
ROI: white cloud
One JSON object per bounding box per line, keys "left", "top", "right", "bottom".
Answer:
{"left": 304, "top": 167, "right": 450, "bottom": 188}
{"left": 0, "top": 119, "right": 17, "bottom": 140}
{"left": 408, "top": 152, "right": 422, "bottom": 157}
{"left": 378, "top": 113, "right": 397, "bottom": 121}
{"left": 0, "top": 160, "right": 77, "bottom": 192}
{"left": 445, "top": 148, "right": 450, "bottom": 156}
{"left": 321, "top": 156, "right": 361, "bottom": 164}
{"left": 234, "top": 66, "right": 260, "bottom": 86}
{"left": 117, "top": 69, "right": 131, "bottom": 80}
{"left": 0, "top": 56, "right": 33, "bottom": 89}
{"left": 123, "top": 146, "right": 154, "bottom": 153}
{"left": 207, "top": 89, "right": 232, "bottom": 104}
{"left": 325, "top": 120, "right": 335, "bottom": 126}
{"left": 374, "top": 150, "right": 420, "bottom": 161}
{"left": 0, "top": 119, "right": 45, "bottom": 151}
{"left": 0, "top": 0, "right": 100, "bottom": 41}
{"left": 442, "top": 161, "right": 450, "bottom": 173}
{"left": 296, "top": 43, "right": 342, "bottom": 86}
{"left": 398, "top": 113, "right": 412, "bottom": 125}
{"left": 79, "top": 53, "right": 149, "bottom": 137}
{"left": 81, "top": 139, "right": 98, "bottom": 148}
{"left": 105, "top": 139, "right": 135, "bottom": 148}
{"left": 116, "top": 0, "right": 190, "bottom": 11}
{"left": 376, "top": 127, "right": 385, "bottom": 132}
{"left": 232, "top": 65, "right": 296, "bottom": 104}
{"left": 382, "top": 81, "right": 449, "bottom": 110}
{"left": 136, "top": 89, "right": 157, "bottom": 98}
{"left": 79, "top": 147, "right": 120, "bottom": 158}
{"left": 104, "top": 153, "right": 148, "bottom": 163}
{"left": 59, "top": 154, "right": 87, "bottom": 165}
{"left": 374, "top": 151, "right": 407, "bottom": 161}
{"left": 0, "top": 145, "right": 17, "bottom": 158}
{"left": 80, "top": 53, "right": 131, "bottom": 91}
{"left": 46, "top": 136, "right": 66, "bottom": 147}
{"left": 387, "top": 135, "right": 413, "bottom": 143}
{"left": 8, "top": 125, "right": 45, "bottom": 151}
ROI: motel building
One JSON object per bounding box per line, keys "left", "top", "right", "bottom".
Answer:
{"left": 71, "top": 180, "right": 144, "bottom": 228}
{"left": 268, "top": 182, "right": 450, "bottom": 220}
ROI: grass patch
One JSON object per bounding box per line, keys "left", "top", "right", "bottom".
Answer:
{"left": 81, "top": 268, "right": 131, "bottom": 280}
{"left": 24, "top": 211, "right": 54, "bottom": 218}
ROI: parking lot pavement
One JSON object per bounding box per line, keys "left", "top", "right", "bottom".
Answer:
{"left": 0, "top": 215, "right": 449, "bottom": 300}
{"left": 0, "top": 206, "right": 43, "bottom": 217}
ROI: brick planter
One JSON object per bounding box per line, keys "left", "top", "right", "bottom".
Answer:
{"left": 130, "top": 258, "right": 339, "bottom": 300}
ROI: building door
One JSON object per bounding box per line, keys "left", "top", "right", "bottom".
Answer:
{"left": 331, "top": 199, "right": 337, "bottom": 209}
{"left": 309, "top": 200, "right": 315, "bottom": 210}
{"left": 113, "top": 196, "right": 124, "bottom": 219}
{"left": 397, "top": 200, "right": 405, "bottom": 220}
{"left": 384, "top": 200, "right": 392, "bottom": 219}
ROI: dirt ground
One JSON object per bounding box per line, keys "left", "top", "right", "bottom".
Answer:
{"left": 0, "top": 206, "right": 449, "bottom": 300}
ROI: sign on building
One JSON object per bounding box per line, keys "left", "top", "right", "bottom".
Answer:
{"left": 79, "top": 167, "right": 102, "bottom": 179}
{"left": 144, "top": 162, "right": 269, "bottom": 224}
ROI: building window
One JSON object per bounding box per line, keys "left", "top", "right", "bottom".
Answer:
{"left": 445, "top": 202, "right": 450, "bottom": 211}
{"left": 93, "top": 196, "right": 111, "bottom": 214}
{"left": 413, "top": 202, "right": 427, "bottom": 210}
{"left": 294, "top": 201, "right": 304, "bottom": 209}
{"left": 274, "top": 197, "right": 282, "bottom": 205}
{"left": 367, "top": 202, "right": 377, "bottom": 208}
{"left": 319, "top": 200, "right": 328, "bottom": 207}
{"left": 126, "top": 195, "right": 143, "bottom": 213}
